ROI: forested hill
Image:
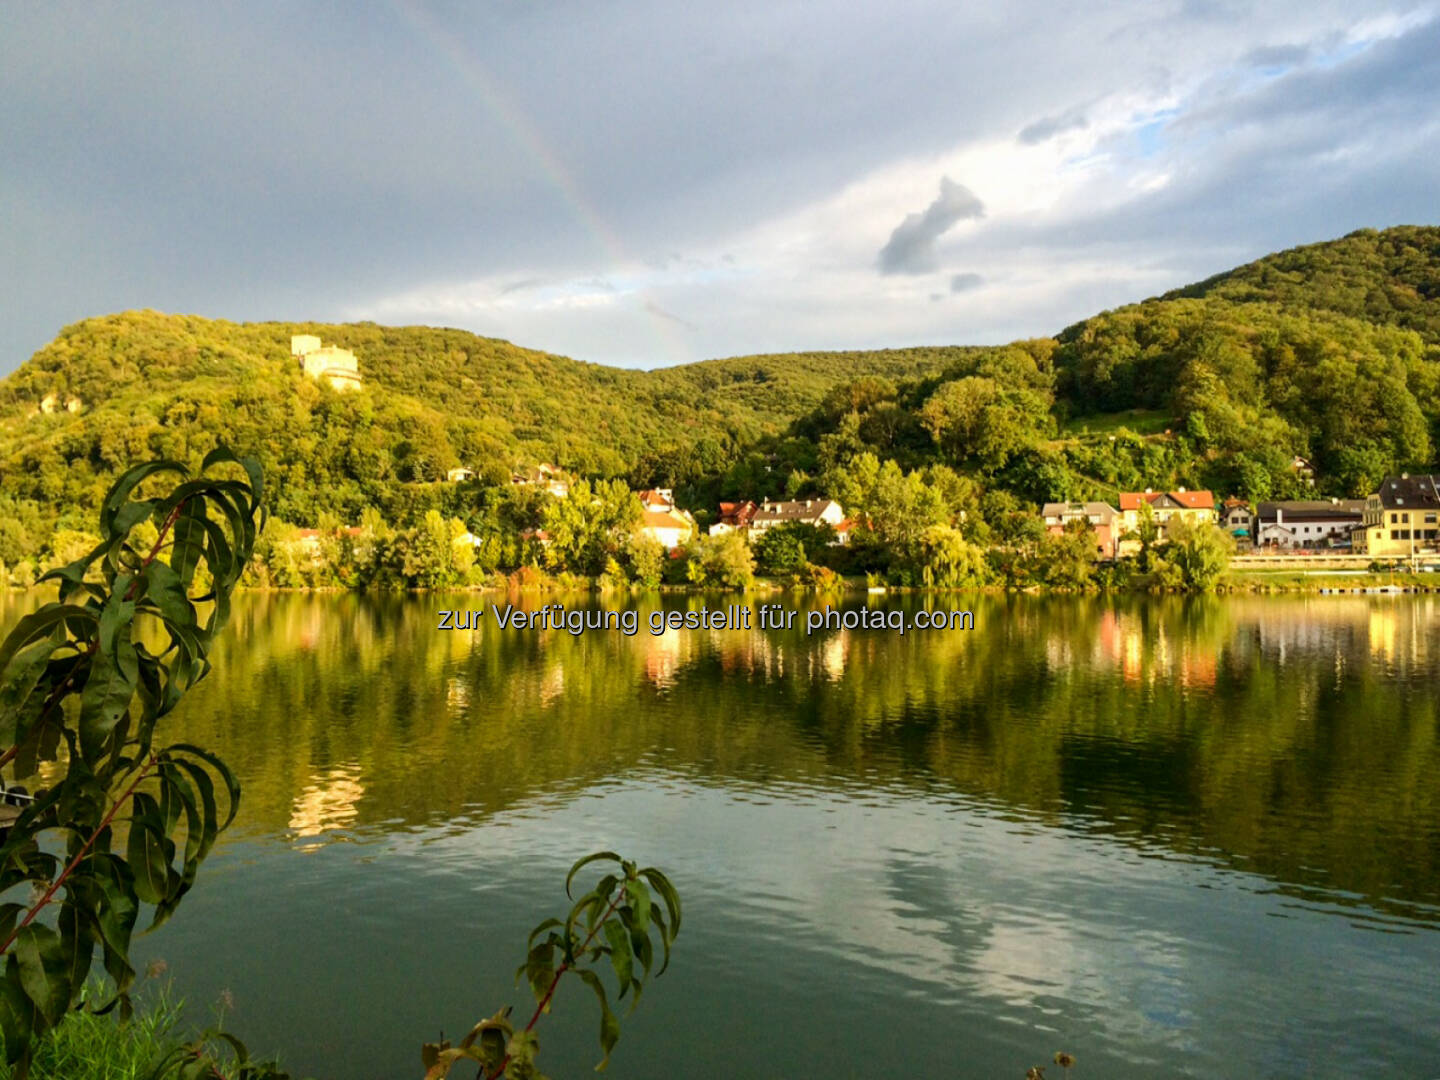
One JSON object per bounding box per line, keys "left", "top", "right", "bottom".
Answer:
{"left": 0, "top": 310, "right": 964, "bottom": 541}
{"left": 1162, "top": 225, "right": 1440, "bottom": 343}
{"left": 1, "top": 224, "right": 1438, "bottom": 568}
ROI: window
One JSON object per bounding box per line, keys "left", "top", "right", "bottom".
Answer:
{"left": 1391, "top": 513, "right": 1399, "bottom": 523}
{"left": 1391, "top": 530, "right": 1400, "bottom": 539}
{"left": 1403, "top": 513, "right": 1411, "bottom": 524}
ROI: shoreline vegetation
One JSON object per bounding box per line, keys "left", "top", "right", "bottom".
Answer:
{"left": 9, "top": 567, "right": 1440, "bottom": 599}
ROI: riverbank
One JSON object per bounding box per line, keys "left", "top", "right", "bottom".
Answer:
{"left": 7, "top": 567, "right": 1440, "bottom": 599}
{"left": 0, "top": 982, "right": 273, "bottom": 1080}
{"left": 1220, "top": 568, "right": 1440, "bottom": 593}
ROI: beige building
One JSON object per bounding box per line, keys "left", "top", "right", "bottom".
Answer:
{"left": 1042, "top": 501, "right": 1122, "bottom": 559}
{"left": 638, "top": 508, "right": 695, "bottom": 551}
{"left": 1354, "top": 474, "right": 1440, "bottom": 557}
{"left": 291, "top": 335, "right": 362, "bottom": 392}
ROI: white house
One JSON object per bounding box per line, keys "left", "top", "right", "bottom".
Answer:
{"left": 637, "top": 508, "right": 694, "bottom": 551}
{"left": 748, "top": 499, "right": 846, "bottom": 534}
{"left": 1255, "top": 500, "right": 1366, "bottom": 548}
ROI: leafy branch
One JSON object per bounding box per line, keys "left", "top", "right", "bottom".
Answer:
{"left": 422, "top": 852, "right": 682, "bottom": 1080}
{"left": 0, "top": 450, "right": 264, "bottom": 1078}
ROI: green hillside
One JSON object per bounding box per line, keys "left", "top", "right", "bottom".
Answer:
{"left": 0, "top": 310, "right": 964, "bottom": 556}
{"left": 2, "top": 224, "right": 1439, "bottom": 572}
{"left": 1164, "top": 225, "right": 1440, "bottom": 343}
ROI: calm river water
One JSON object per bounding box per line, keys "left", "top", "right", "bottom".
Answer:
{"left": 3, "top": 591, "right": 1439, "bottom": 1078}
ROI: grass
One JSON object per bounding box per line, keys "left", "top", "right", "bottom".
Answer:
{"left": 1056, "top": 408, "right": 1173, "bottom": 438}
{"left": 0, "top": 980, "right": 263, "bottom": 1080}
{"left": 1221, "top": 568, "right": 1440, "bottom": 591}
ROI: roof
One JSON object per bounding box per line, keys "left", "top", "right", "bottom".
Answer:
{"left": 1041, "top": 501, "right": 1119, "bottom": 522}
{"left": 1256, "top": 500, "right": 1366, "bottom": 522}
{"left": 641, "top": 509, "right": 692, "bottom": 532}
{"left": 637, "top": 488, "right": 673, "bottom": 506}
{"left": 716, "top": 500, "right": 757, "bottom": 525}
{"left": 1119, "top": 490, "right": 1215, "bottom": 511}
{"left": 1375, "top": 474, "right": 1440, "bottom": 510}
{"left": 1222, "top": 497, "right": 1250, "bottom": 510}
{"left": 751, "top": 499, "right": 841, "bottom": 524}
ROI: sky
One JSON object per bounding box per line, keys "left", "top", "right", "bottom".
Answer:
{"left": 3, "top": 1, "right": 1438, "bottom": 374}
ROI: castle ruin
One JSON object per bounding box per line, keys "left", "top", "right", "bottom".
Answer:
{"left": 291, "top": 335, "right": 362, "bottom": 392}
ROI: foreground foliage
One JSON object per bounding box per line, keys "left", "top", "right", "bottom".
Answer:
{"left": 423, "top": 852, "right": 682, "bottom": 1080}
{"left": 0, "top": 452, "right": 263, "bottom": 1077}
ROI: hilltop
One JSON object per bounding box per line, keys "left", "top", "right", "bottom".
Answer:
{"left": 1163, "top": 225, "right": 1440, "bottom": 343}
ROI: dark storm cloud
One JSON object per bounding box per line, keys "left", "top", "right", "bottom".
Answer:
{"left": 877, "top": 178, "right": 986, "bottom": 276}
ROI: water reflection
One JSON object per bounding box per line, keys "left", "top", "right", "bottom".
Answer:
{"left": 2, "top": 590, "right": 1438, "bottom": 1077}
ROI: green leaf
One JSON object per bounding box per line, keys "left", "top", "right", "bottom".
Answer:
{"left": 566, "top": 851, "right": 621, "bottom": 899}
{"left": 649, "top": 906, "right": 672, "bottom": 976}
{"left": 99, "top": 461, "right": 187, "bottom": 536}
{"left": 524, "top": 939, "right": 556, "bottom": 1007}
{"left": 0, "top": 606, "right": 94, "bottom": 677}
{"left": 626, "top": 879, "right": 652, "bottom": 935}
{"left": 602, "top": 918, "right": 632, "bottom": 997}
{"left": 169, "top": 500, "right": 210, "bottom": 588}
{"left": 127, "top": 794, "right": 171, "bottom": 905}
{"left": 12, "top": 924, "right": 69, "bottom": 1026}
{"left": 79, "top": 592, "right": 139, "bottom": 761}
{"left": 574, "top": 967, "right": 621, "bottom": 1071}
{"left": 640, "top": 867, "right": 682, "bottom": 936}
{"left": 167, "top": 744, "right": 241, "bottom": 829}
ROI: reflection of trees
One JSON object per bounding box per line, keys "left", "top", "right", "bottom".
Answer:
{"left": 3, "top": 591, "right": 1437, "bottom": 922}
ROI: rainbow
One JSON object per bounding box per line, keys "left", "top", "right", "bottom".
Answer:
{"left": 385, "top": 0, "right": 692, "bottom": 366}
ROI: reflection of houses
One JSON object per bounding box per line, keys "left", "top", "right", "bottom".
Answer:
{"left": 288, "top": 764, "right": 365, "bottom": 844}
{"left": 1354, "top": 474, "right": 1440, "bottom": 557}
{"left": 1254, "top": 500, "right": 1365, "bottom": 548}
{"left": 291, "top": 335, "right": 362, "bottom": 392}
{"left": 1040, "top": 501, "right": 1121, "bottom": 560}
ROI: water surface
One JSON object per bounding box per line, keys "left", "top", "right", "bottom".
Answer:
{"left": 3, "top": 591, "right": 1438, "bottom": 1078}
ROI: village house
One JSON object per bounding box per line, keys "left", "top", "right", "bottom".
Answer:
{"left": 637, "top": 507, "right": 695, "bottom": 551}
{"left": 1041, "top": 501, "right": 1122, "bottom": 560}
{"left": 446, "top": 467, "right": 476, "bottom": 483}
{"left": 1253, "top": 499, "right": 1366, "bottom": 549}
{"left": 637, "top": 488, "right": 675, "bottom": 511}
{"left": 1353, "top": 474, "right": 1440, "bottom": 557}
{"left": 510, "top": 464, "right": 569, "bottom": 499}
{"left": 1221, "top": 497, "right": 1253, "bottom": 540}
{"left": 708, "top": 501, "right": 758, "bottom": 537}
{"left": 1115, "top": 489, "right": 1215, "bottom": 556}
{"left": 291, "top": 335, "right": 362, "bottom": 392}
{"left": 748, "top": 499, "right": 846, "bottom": 535}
